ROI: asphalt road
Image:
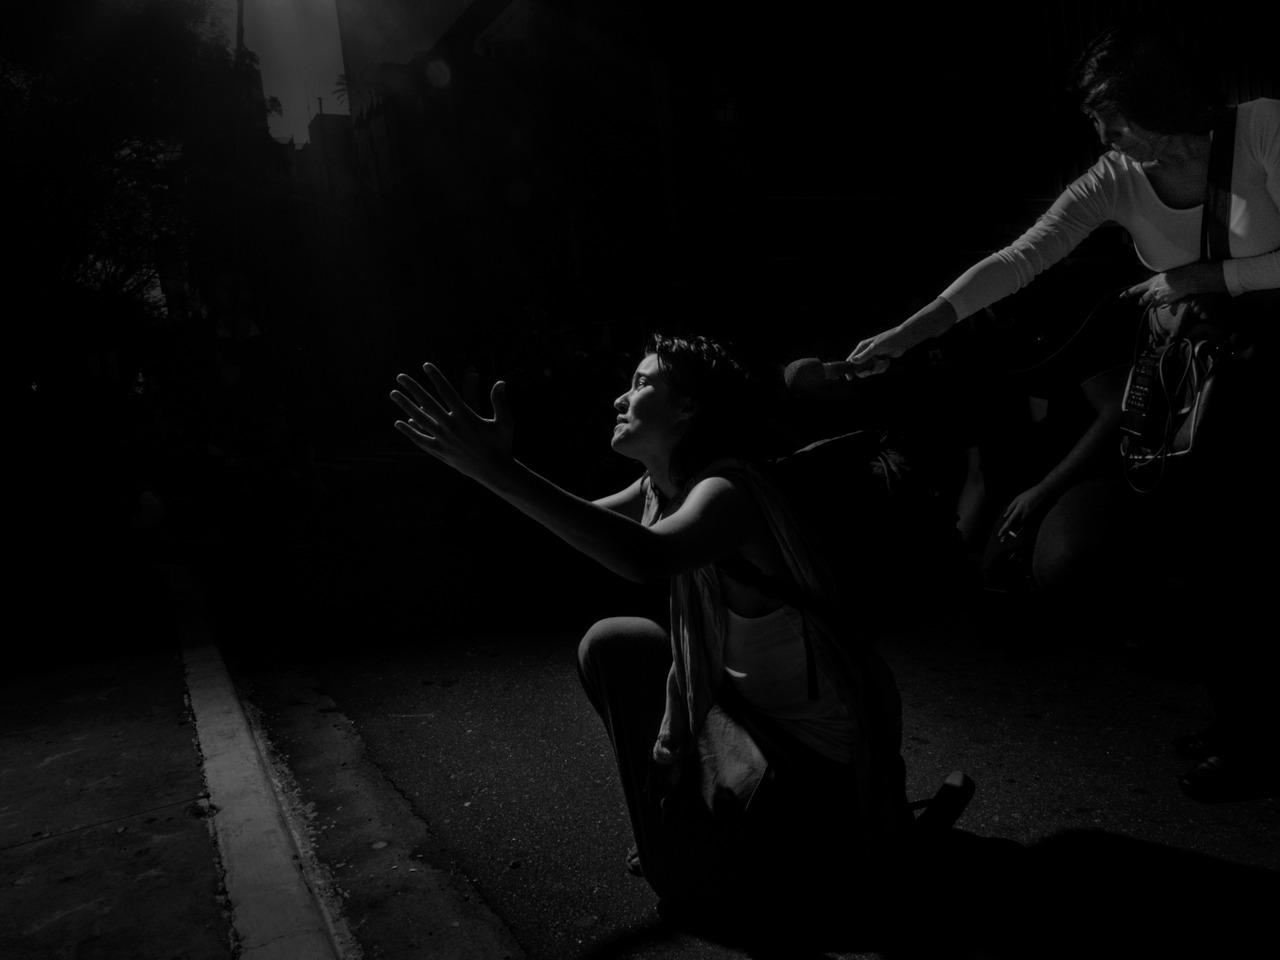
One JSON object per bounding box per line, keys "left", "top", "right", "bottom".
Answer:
{"left": 228, "top": 581, "right": 1280, "bottom": 960}
{"left": 212, "top": 451, "right": 1280, "bottom": 959}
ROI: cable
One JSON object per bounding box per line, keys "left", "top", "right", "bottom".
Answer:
{"left": 1120, "top": 326, "right": 1223, "bottom": 493}
{"left": 1004, "top": 284, "right": 1138, "bottom": 377}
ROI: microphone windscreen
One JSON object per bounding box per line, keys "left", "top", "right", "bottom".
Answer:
{"left": 784, "top": 357, "right": 826, "bottom": 394}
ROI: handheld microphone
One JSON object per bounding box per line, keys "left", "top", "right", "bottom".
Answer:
{"left": 784, "top": 356, "right": 902, "bottom": 399}
{"left": 783, "top": 358, "right": 848, "bottom": 395}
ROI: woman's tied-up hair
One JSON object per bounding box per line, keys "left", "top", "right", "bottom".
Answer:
{"left": 1070, "top": 24, "right": 1224, "bottom": 136}
{"left": 644, "top": 332, "right": 782, "bottom": 490}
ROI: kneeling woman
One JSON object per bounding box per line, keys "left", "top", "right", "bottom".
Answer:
{"left": 390, "top": 334, "right": 909, "bottom": 925}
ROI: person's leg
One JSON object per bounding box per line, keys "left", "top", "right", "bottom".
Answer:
{"left": 1030, "top": 476, "right": 1153, "bottom": 647}
{"left": 1184, "top": 305, "right": 1280, "bottom": 796}
{"left": 1174, "top": 484, "right": 1279, "bottom": 799}
{"left": 652, "top": 662, "right": 690, "bottom": 764}
{"left": 1034, "top": 466, "right": 1277, "bottom": 800}
{"left": 576, "top": 617, "right": 670, "bottom": 812}
{"left": 577, "top": 617, "right": 732, "bottom": 906}
{"left": 1032, "top": 477, "right": 1137, "bottom": 598}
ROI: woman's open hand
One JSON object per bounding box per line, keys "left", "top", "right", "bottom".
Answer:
{"left": 390, "top": 363, "right": 514, "bottom": 483}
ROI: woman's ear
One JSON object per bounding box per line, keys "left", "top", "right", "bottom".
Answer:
{"left": 674, "top": 396, "right": 698, "bottom": 422}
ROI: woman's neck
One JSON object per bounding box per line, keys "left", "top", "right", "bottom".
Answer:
{"left": 649, "top": 464, "right": 681, "bottom": 501}
{"left": 636, "top": 448, "right": 683, "bottom": 501}
{"left": 1150, "top": 131, "right": 1212, "bottom": 168}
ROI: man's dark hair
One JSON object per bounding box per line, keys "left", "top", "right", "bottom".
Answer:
{"left": 1070, "top": 24, "right": 1224, "bottom": 135}
{"left": 645, "top": 332, "right": 783, "bottom": 489}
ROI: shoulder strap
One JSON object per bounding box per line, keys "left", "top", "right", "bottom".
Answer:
{"left": 640, "top": 473, "right": 668, "bottom": 528}
{"left": 1201, "top": 106, "right": 1237, "bottom": 263}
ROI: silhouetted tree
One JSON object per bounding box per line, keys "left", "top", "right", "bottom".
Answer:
{"left": 4, "top": 0, "right": 286, "bottom": 343}
{"left": 7, "top": 1, "right": 293, "bottom": 579}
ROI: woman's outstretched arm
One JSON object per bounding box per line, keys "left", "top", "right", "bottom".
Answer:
{"left": 592, "top": 475, "right": 646, "bottom": 520}
{"left": 390, "top": 363, "right": 757, "bottom": 582}
{"left": 846, "top": 297, "right": 958, "bottom": 375}
{"left": 848, "top": 164, "right": 1113, "bottom": 376}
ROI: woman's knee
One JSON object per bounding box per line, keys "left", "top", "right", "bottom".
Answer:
{"left": 1033, "top": 519, "right": 1101, "bottom": 591}
{"left": 577, "top": 617, "right": 668, "bottom": 683}
{"left": 1032, "top": 479, "right": 1130, "bottom": 590}
{"left": 1032, "top": 519, "right": 1084, "bottom": 590}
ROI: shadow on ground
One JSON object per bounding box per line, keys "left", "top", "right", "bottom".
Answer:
{"left": 594, "top": 828, "right": 1280, "bottom": 960}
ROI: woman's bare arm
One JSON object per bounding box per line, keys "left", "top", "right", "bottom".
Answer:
{"left": 997, "top": 367, "right": 1127, "bottom": 539}
{"left": 593, "top": 475, "right": 646, "bottom": 520}
{"left": 846, "top": 297, "right": 958, "bottom": 376}
{"left": 390, "top": 364, "right": 756, "bottom": 582}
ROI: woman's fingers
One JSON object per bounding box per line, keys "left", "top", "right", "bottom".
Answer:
{"left": 1124, "top": 276, "right": 1175, "bottom": 306}
{"left": 391, "top": 403, "right": 437, "bottom": 437}
{"left": 828, "top": 359, "right": 863, "bottom": 382}
{"left": 847, "top": 338, "right": 875, "bottom": 362}
{"left": 997, "top": 508, "right": 1021, "bottom": 541}
{"left": 847, "top": 330, "right": 906, "bottom": 377}
{"left": 1123, "top": 277, "right": 1152, "bottom": 298}
{"left": 422, "top": 363, "right": 467, "bottom": 413}
{"left": 997, "top": 497, "right": 1025, "bottom": 538}
{"left": 489, "top": 380, "right": 510, "bottom": 424}
{"left": 462, "top": 367, "right": 481, "bottom": 408}
{"left": 390, "top": 389, "right": 443, "bottom": 431}
{"left": 393, "top": 418, "right": 440, "bottom": 452}
{"left": 853, "top": 358, "right": 889, "bottom": 379}
{"left": 393, "top": 365, "right": 513, "bottom": 477}
{"left": 395, "top": 374, "right": 450, "bottom": 419}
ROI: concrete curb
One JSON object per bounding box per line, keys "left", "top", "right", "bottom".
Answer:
{"left": 165, "top": 566, "right": 343, "bottom": 960}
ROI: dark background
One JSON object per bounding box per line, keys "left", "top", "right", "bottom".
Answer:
{"left": 9, "top": 0, "right": 1277, "bottom": 656}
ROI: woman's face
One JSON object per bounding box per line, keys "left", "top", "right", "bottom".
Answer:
{"left": 610, "top": 354, "right": 694, "bottom": 462}
{"left": 1089, "top": 109, "right": 1165, "bottom": 163}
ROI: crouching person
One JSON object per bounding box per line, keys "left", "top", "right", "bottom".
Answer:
{"left": 391, "top": 333, "right": 911, "bottom": 942}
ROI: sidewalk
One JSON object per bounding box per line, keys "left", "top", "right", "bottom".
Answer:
{"left": 0, "top": 633, "right": 232, "bottom": 958}
{"left": 2, "top": 563, "right": 514, "bottom": 960}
